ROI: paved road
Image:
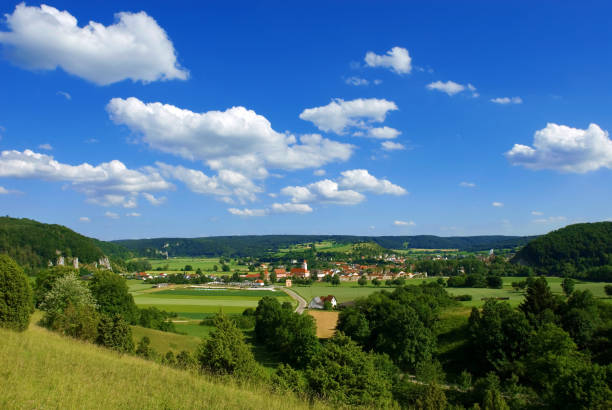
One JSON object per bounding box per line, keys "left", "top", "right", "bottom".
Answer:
{"left": 280, "top": 287, "right": 307, "bottom": 313}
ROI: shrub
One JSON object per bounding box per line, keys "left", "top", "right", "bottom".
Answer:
{"left": 453, "top": 294, "right": 473, "bottom": 301}
{"left": 0, "top": 254, "right": 32, "bottom": 332}
{"left": 40, "top": 273, "right": 97, "bottom": 332}
{"left": 97, "top": 314, "right": 134, "bottom": 353}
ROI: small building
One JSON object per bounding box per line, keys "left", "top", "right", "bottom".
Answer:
{"left": 285, "top": 279, "right": 292, "bottom": 287}
{"left": 308, "top": 295, "right": 337, "bottom": 310}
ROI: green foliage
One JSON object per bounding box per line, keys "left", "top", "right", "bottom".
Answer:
{"left": 0, "top": 254, "right": 32, "bottom": 332}
{"left": 331, "top": 274, "right": 340, "bottom": 285}
{"left": 468, "top": 300, "right": 531, "bottom": 375}
{"left": 562, "top": 277, "right": 576, "bottom": 296}
{"left": 519, "top": 277, "right": 559, "bottom": 325}
{"left": 0, "top": 216, "right": 124, "bottom": 272}
{"left": 337, "top": 283, "right": 448, "bottom": 371}
{"left": 96, "top": 314, "right": 134, "bottom": 353}
{"left": 305, "top": 333, "right": 395, "bottom": 407}
{"left": 125, "top": 259, "right": 152, "bottom": 272}
{"left": 551, "top": 363, "right": 612, "bottom": 410}
{"left": 34, "top": 266, "right": 76, "bottom": 306}
{"left": 40, "top": 273, "right": 97, "bottom": 328}
{"left": 138, "top": 306, "right": 177, "bottom": 332}
{"left": 197, "top": 314, "right": 261, "bottom": 380}
{"left": 271, "top": 363, "right": 308, "bottom": 395}
{"left": 51, "top": 302, "right": 99, "bottom": 342}
{"left": 176, "top": 350, "right": 198, "bottom": 370}
{"left": 605, "top": 284, "right": 612, "bottom": 296}
{"left": 135, "top": 336, "right": 157, "bottom": 360}
{"left": 357, "top": 275, "right": 367, "bottom": 286}
{"left": 513, "top": 222, "right": 612, "bottom": 278}
{"left": 393, "top": 379, "right": 447, "bottom": 410}
{"left": 89, "top": 271, "right": 138, "bottom": 323}
{"left": 255, "top": 296, "right": 319, "bottom": 368}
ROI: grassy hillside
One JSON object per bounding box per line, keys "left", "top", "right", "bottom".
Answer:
{"left": 0, "top": 323, "right": 324, "bottom": 409}
{"left": 0, "top": 216, "right": 131, "bottom": 272}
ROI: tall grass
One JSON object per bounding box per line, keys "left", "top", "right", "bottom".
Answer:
{"left": 0, "top": 323, "right": 325, "bottom": 409}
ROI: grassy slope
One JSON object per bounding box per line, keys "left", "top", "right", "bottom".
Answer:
{"left": 0, "top": 323, "right": 323, "bottom": 410}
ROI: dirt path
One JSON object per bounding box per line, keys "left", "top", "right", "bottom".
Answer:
{"left": 279, "top": 287, "right": 307, "bottom": 313}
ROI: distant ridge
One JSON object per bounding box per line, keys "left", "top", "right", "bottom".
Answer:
{"left": 114, "top": 234, "right": 536, "bottom": 258}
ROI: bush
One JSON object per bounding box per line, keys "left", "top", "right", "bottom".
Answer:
{"left": 135, "top": 336, "right": 157, "bottom": 359}
{"left": 605, "top": 285, "right": 612, "bottom": 297}
{"left": 453, "top": 294, "right": 473, "bottom": 301}
{"left": 97, "top": 314, "right": 134, "bottom": 353}
{"left": 40, "top": 273, "right": 97, "bottom": 331}
{"left": 53, "top": 302, "right": 99, "bottom": 342}
{"left": 0, "top": 254, "right": 32, "bottom": 332}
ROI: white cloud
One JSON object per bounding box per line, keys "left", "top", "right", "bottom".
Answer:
{"left": 107, "top": 98, "right": 353, "bottom": 180}
{"left": 126, "top": 212, "right": 141, "bottom": 217}
{"left": 505, "top": 123, "right": 612, "bottom": 173}
{"left": 105, "top": 211, "right": 119, "bottom": 219}
{"left": 156, "top": 162, "right": 261, "bottom": 203}
{"left": 459, "top": 181, "right": 476, "bottom": 188}
{"left": 531, "top": 211, "right": 543, "bottom": 216}
{"left": 270, "top": 202, "right": 313, "bottom": 214}
{"left": 79, "top": 216, "right": 90, "bottom": 222}
{"left": 0, "top": 186, "right": 12, "bottom": 194}
{"left": 142, "top": 192, "right": 166, "bottom": 206}
{"left": 228, "top": 208, "right": 267, "bottom": 217}
{"left": 299, "top": 98, "right": 398, "bottom": 134}
{"left": 367, "top": 126, "right": 401, "bottom": 139}
{"left": 427, "top": 80, "right": 465, "bottom": 96}
{"left": 394, "top": 220, "right": 415, "bottom": 226}
{"left": 38, "top": 143, "right": 52, "bottom": 150}
{"left": 0, "top": 149, "right": 172, "bottom": 207}
{"left": 491, "top": 96, "right": 522, "bottom": 105}
{"left": 533, "top": 216, "right": 566, "bottom": 224}
{"left": 338, "top": 169, "right": 407, "bottom": 195}
{"left": 345, "top": 76, "right": 369, "bottom": 86}
{"left": 282, "top": 180, "right": 365, "bottom": 205}
{"left": 381, "top": 141, "right": 405, "bottom": 151}
{"left": 57, "top": 91, "right": 71, "bottom": 100}
{"left": 313, "top": 169, "right": 326, "bottom": 176}
{"left": 0, "top": 4, "right": 188, "bottom": 85}
{"left": 492, "top": 202, "right": 504, "bottom": 207}
{"left": 364, "top": 47, "right": 412, "bottom": 74}
{"left": 426, "top": 80, "right": 473, "bottom": 96}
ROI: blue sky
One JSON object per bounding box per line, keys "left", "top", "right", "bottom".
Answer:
{"left": 0, "top": 1, "right": 611, "bottom": 240}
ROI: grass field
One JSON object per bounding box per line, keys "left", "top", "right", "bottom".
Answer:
{"left": 131, "top": 325, "right": 202, "bottom": 353}
{"left": 132, "top": 256, "right": 253, "bottom": 274}
{"left": 290, "top": 277, "right": 611, "bottom": 307}
{"left": 128, "top": 283, "right": 294, "bottom": 338}
{"left": 0, "top": 322, "right": 325, "bottom": 409}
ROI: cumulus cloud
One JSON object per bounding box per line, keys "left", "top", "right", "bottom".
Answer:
{"left": 282, "top": 180, "right": 365, "bottom": 205}
{"left": 531, "top": 211, "right": 544, "bottom": 216}
{"left": 142, "top": 192, "right": 166, "bottom": 206}
{"left": 338, "top": 169, "right": 407, "bottom": 195}
{"left": 345, "top": 76, "right": 369, "bottom": 86}
{"left": 0, "top": 149, "right": 172, "bottom": 207}
{"left": 57, "top": 91, "right": 71, "bottom": 100}
{"left": 459, "top": 181, "right": 476, "bottom": 188}
{"left": 313, "top": 169, "right": 326, "bottom": 176}
{"left": 491, "top": 96, "right": 522, "bottom": 105}
{"left": 156, "top": 162, "right": 261, "bottom": 203}
{"left": 0, "top": 186, "right": 12, "bottom": 194}
{"left": 381, "top": 141, "right": 405, "bottom": 151}
{"left": 0, "top": 4, "right": 188, "bottom": 85}
{"left": 126, "top": 212, "right": 141, "bottom": 217}
{"left": 299, "top": 98, "right": 398, "bottom": 134}
{"left": 270, "top": 202, "right": 313, "bottom": 214}
{"left": 79, "top": 216, "right": 90, "bottom": 222}
{"left": 492, "top": 202, "right": 504, "bottom": 207}
{"left": 505, "top": 123, "right": 612, "bottom": 173}
{"left": 228, "top": 207, "right": 267, "bottom": 217}
{"left": 38, "top": 143, "right": 52, "bottom": 150}
{"left": 367, "top": 126, "right": 401, "bottom": 139}
{"left": 394, "top": 220, "right": 415, "bottom": 226}
{"left": 364, "top": 47, "right": 412, "bottom": 74}
{"left": 105, "top": 211, "right": 119, "bottom": 219}
{"left": 427, "top": 81, "right": 477, "bottom": 97}
{"left": 107, "top": 98, "right": 353, "bottom": 179}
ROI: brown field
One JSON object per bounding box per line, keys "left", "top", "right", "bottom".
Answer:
{"left": 307, "top": 310, "right": 339, "bottom": 338}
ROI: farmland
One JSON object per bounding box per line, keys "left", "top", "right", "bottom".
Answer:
{"left": 127, "top": 281, "right": 294, "bottom": 338}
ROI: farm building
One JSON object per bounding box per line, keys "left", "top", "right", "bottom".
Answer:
{"left": 308, "top": 295, "right": 337, "bottom": 310}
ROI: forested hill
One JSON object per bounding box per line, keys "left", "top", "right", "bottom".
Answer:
{"left": 114, "top": 234, "right": 534, "bottom": 258}
{"left": 0, "top": 217, "right": 130, "bottom": 272}
{"left": 512, "top": 222, "right": 612, "bottom": 276}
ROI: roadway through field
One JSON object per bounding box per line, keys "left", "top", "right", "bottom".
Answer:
{"left": 280, "top": 287, "right": 307, "bottom": 313}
